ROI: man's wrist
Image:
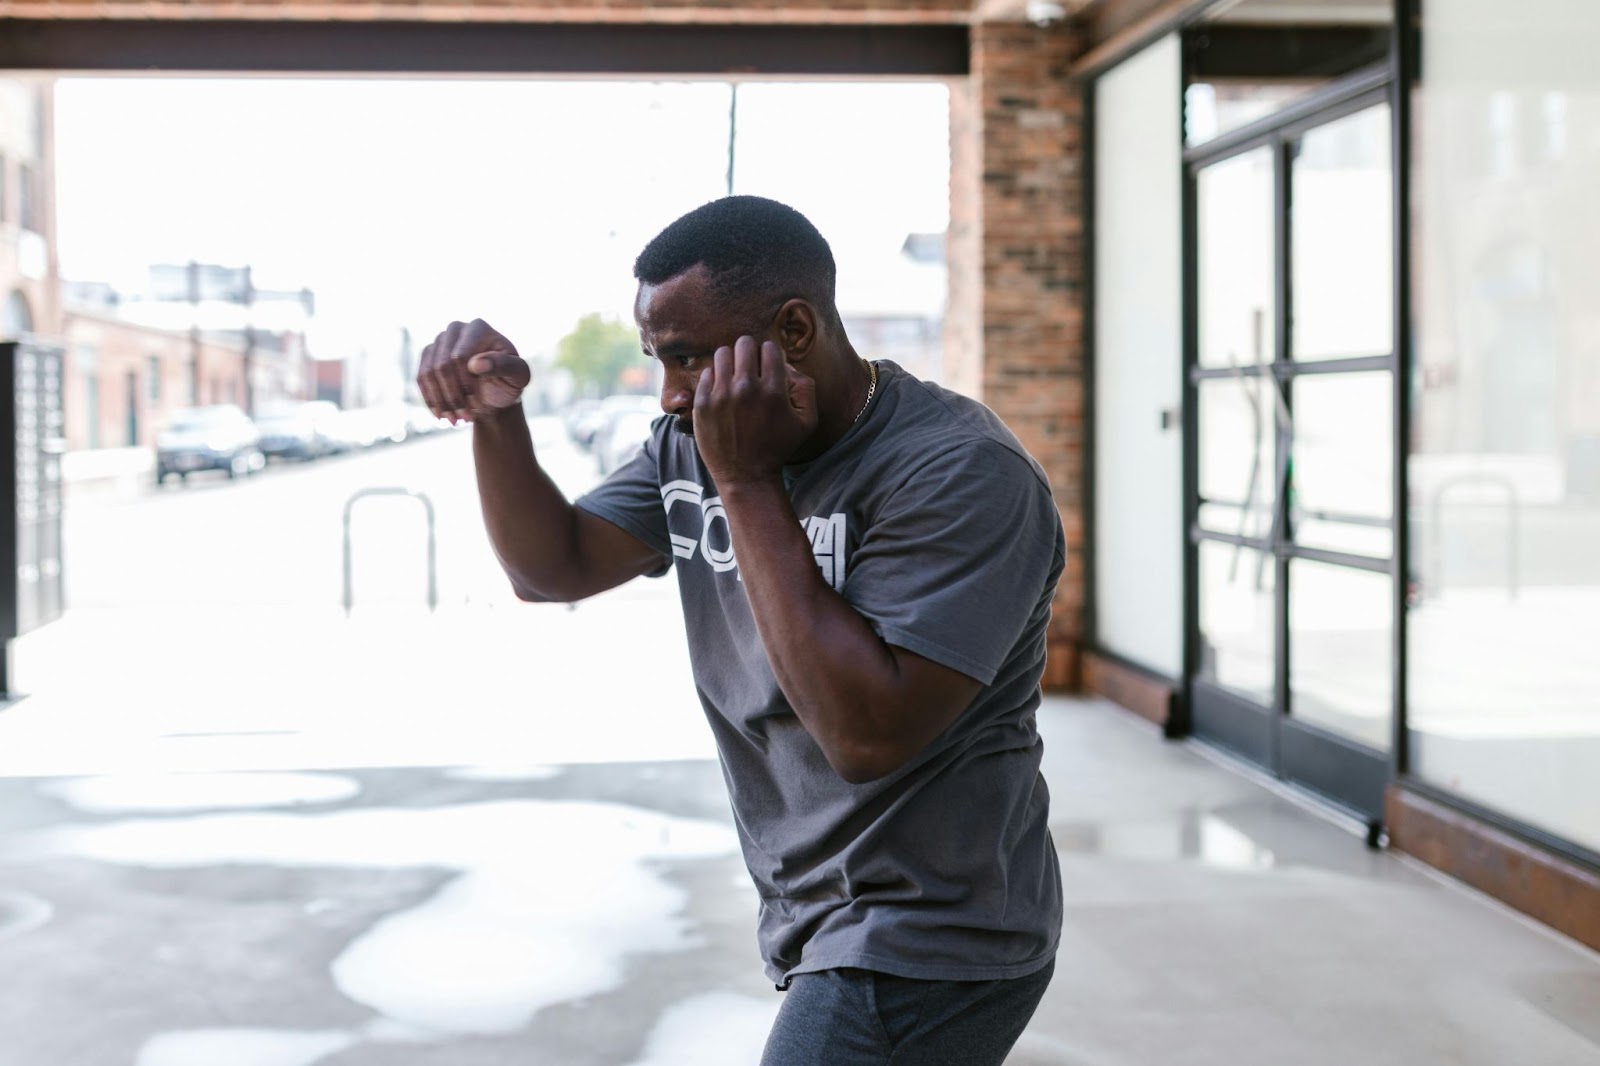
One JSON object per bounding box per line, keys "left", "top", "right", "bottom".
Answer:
{"left": 474, "top": 404, "right": 526, "bottom": 429}
{"left": 714, "top": 472, "right": 787, "bottom": 505}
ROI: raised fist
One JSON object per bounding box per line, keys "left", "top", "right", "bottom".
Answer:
{"left": 417, "top": 319, "right": 533, "bottom": 423}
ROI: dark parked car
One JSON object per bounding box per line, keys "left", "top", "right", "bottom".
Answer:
{"left": 256, "top": 401, "right": 341, "bottom": 461}
{"left": 155, "top": 405, "right": 266, "bottom": 484}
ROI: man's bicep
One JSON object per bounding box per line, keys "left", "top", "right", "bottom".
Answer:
{"left": 573, "top": 509, "right": 672, "bottom": 592}
{"left": 555, "top": 422, "right": 674, "bottom": 599}
{"left": 885, "top": 643, "right": 985, "bottom": 741}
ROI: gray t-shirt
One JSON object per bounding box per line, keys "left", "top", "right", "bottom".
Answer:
{"left": 575, "top": 360, "right": 1064, "bottom": 984}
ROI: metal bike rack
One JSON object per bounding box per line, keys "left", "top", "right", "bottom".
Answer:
{"left": 342, "top": 487, "right": 438, "bottom": 615}
{"left": 1427, "top": 473, "right": 1521, "bottom": 601}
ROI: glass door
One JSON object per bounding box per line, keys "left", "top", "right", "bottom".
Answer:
{"left": 1192, "top": 145, "right": 1280, "bottom": 763}
{"left": 1188, "top": 90, "right": 1397, "bottom": 826}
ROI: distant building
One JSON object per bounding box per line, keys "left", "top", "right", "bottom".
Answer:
{"left": 114, "top": 262, "right": 315, "bottom": 415}
{"left": 0, "top": 78, "right": 59, "bottom": 343}
{"left": 312, "top": 358, "right": 344, "bottom": 407}
{"left": 340, "top": 326, "right": 418, "bottom": 411}
{"left": 61, "top": 307, "right": 246, "bottom": 450}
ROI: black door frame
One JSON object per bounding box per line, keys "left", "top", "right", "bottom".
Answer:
{"left": 1182, "top": 66, "right": 1398, "bottom": 829}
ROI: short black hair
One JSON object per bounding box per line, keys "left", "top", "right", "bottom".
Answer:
{"left": 633, "top": 196, "right": 838, "bottom": 322}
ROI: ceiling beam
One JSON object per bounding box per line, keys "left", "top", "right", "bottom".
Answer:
{"left": 1071, "top": 0, "right": 1228, "bottom": 78}
{"left": 0, "top": 19, "right": 970, "bottom": 76}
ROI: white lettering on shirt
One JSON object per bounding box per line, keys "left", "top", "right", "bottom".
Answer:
{"left": 659, "top": 479, "right": 848, "bottom": 590}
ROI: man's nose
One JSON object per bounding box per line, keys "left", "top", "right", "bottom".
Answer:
{"left": 661, "top": 372, "right": 693, "bottom": 415}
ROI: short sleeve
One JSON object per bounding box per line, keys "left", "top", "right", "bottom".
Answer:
{"left": 573, "top": 419, "right": 674, "bottom": 578}
{"left": 843, "top": 440, "right": 1063, "bottom": 686}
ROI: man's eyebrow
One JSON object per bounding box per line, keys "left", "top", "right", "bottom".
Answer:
{"left": 652, "top": 341, "right": 714, "bottom": 358}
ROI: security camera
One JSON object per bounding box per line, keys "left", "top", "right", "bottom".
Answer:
{"left": 1025, "top": 0, "right": 1067, "bottom": 26}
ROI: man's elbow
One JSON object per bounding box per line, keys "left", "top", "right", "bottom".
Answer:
{"left": 510, "top": 579, "right": 580, "bottom": 604}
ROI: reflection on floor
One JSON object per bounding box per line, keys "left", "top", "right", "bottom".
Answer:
{"left": 0, "top": 700, "right": 1597, "bottom": 1066}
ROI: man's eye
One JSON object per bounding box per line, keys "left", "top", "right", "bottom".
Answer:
{"left": 675, "top": 354, "right": 701, "bottom": 369}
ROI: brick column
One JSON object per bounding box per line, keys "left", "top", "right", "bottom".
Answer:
{"left": 947, "top": 20, "right": 1086, "bottom": 689}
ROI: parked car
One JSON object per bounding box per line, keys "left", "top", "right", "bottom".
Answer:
{"left": 403, "top": 403, "right": 450, "bottom": 438}
{"left": 156, "top": 405, "right": 266, "bottom": 484}
{"left": 575, "top": 394, "right": 659, "bottom": 451}
{"left": 563, "top": 399, "right": 602, "bottom": 444}
{"left": 579, "top": 393, "right": 659, "bottom": 451}
{"left": 367, "top": 405, "right": 413, "bottom": 446}
{"left": 598, "top": 409, "right": 659, "bottom": 475}
{"left": 255, "top": 401, "right": 341, "bottom": 461}
{"left": 328, "top": 400, "right": 406, "bottom": 444}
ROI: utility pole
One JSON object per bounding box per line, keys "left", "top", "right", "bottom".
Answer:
{"left": 398, "top": 327, "right": 414, "bottom": 402}
{"left": 242, "top": 264, "right": 256, "bottom": 417}
{"left": 186, "top": 260, "right": 201, "bottom": 406}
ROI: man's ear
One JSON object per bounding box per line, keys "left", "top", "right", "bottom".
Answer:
{"left": 776, "top": 300, "right": 818, "bottom": 362}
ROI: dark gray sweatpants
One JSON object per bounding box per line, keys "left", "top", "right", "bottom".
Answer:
{"left": 759, "top": 960, "right": 1055, "bottom": 1066}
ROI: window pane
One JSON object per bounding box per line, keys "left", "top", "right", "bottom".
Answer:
{"left": 1293, "top": 519, "right": 1391, "bottom": 559}
{"left": 1184, "top": 12, "right": 1391, "bottom": 149}
{"left": 1198, "top": 502, "right": 1268, "bottom": 542}
{"left": 1289, "top": 559, "right": 1393, "bottom": 752}
{"left": 1199, "top": 377, "right": 1277, "bottom": 536}
{"left": 1410, "top": 0, "right": 1600, "bottom": 853}
{"left": 1198, "top": 149, "right": 1274, "bottom": 369}
{"left": 1291, "top": 105, "right": 1394, "bottom": 361}
{"left": 1187, "top": 82, "right": 1316, "bottom": 148}
{"left": 1198, "top": 539, "right": 1275, "bottom": 704}
{"left": 1291, "top": 370, "right": 1393, "bottom": 558}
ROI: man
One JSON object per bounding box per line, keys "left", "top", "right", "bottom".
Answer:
{"left": 417, "top": 196, "right": 1064, "bottom": 1065}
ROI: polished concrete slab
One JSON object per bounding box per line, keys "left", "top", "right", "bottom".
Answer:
{"left": 0, "top": 696, "right": 1597, "bottom": 1065}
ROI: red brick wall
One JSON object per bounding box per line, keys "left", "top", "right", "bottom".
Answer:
{"left": 961, "top": 20, "right": 1086, "bottom": 688}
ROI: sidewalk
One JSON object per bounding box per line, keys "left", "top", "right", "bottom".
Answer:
{"left": 60, "top": 444, "right": 156, "bottom": 503}
{"left": 0, "top": 603, "right": 1595, "bottom": 1066}
{"left": 60, "top": 444, "right": 154, "bottom": 483}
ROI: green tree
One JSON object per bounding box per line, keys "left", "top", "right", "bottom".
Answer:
{"left": 554, "top": 313, "right": 642, "bottom": 396}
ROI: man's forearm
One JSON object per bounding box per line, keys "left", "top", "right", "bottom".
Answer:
{"left": 471, "top": 407, "right": 588, "bottom": 601}
{"left": 719, "top": 478, "right": 915, "bottom": 782}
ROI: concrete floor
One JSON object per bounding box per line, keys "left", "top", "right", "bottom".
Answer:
{"left": 1, "top": 691, "right": 1598, "bottom": 1066}
{"left": 20, "top": 417, "right": 1593, "bottom": 1063}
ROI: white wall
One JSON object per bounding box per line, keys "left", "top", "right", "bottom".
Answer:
{"left": 1092, "top": 35, "right": 1185, "bottom": 678}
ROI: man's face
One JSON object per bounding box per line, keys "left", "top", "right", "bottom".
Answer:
{"left": 635, "top": 265, "right": 774, "bottom": 437}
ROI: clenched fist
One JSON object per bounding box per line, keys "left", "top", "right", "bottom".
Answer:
{"left": 693, "top": 336, "right": 819, "bottom": 487}
{"left": 417, "top": 319, "right": 533, "bottom": 424}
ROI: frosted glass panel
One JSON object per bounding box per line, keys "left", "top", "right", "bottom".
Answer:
{"left": 1410, "top": 0, "right": 1600, "bottom": 854}
{"left": 1093, "top": 36, "right": 1184, "bottom": 678}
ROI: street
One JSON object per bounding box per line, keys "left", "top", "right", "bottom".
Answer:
{"left": 62, "top": 416, "right": 620, "bottom": 612}
{"left": 5, "top": 417, "right": 708, "bottom": 780}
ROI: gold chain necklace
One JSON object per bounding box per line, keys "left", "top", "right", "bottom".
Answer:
{"left": 852, "top": 360, "right": 878, "bottom": 425}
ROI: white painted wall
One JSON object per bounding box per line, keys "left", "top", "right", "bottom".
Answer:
{"left": 1092, "top": 35, "right": 1185, "bottom": 678}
